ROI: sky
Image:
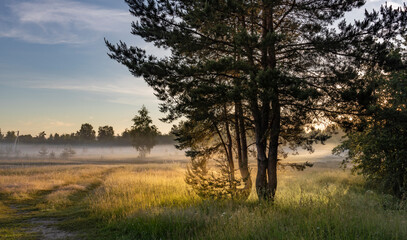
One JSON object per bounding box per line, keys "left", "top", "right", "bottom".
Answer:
{"left": 0, "top": 0, "right": 404, "bottom": 136}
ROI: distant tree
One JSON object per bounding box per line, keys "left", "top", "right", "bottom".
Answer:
{"left": 156, "top": 133, "right": 175, "bottom": 145}
{"left": 4, "top": 131, "right": 16, "bottom": 143}
{"left": 77, "top": 123, "right": 96, "bottom": 141}
{"left": 121, "top": 129, "right": 132, "bottom": 139}
{"left": 59, "top": 133, "right": 76, "bottom": 144}
{"left": 131, "top": 106, "right": 159, "bottom": 158}
{"left": 53, "top": 133, "right": 60, "bottom": 143}
{"left": 19, "top": 134, "right": 33, "bottom": 143}
{"left": 115, "top": 128, "right": 132, "bottom": 145}
{"left": 120, "top": 128, "right": 132, "bottom": 141}
{"left": 60, "top": 134, "right": 69, "bottom": 143}
{"left": 335, "top": 51, "right": 407, "bottom": 199}
{"left": 36, "top": 131, "right": 46, "bottom": 143}
{"left": 48, "top": 134, "right": 54, "bottom": 142}
{"left": 98, "top": 125, "right": 115, "bottom": 141}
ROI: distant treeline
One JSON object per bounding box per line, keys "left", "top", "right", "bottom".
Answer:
{"left": 0, "top": 124, "right": 175, "bottom": 146}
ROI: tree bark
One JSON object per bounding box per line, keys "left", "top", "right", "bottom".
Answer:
{"left": 235, "top": 100, "right": 252, "bottom": 190}
{"left": 267, "top": 99, "right": 280, "bottom": 200}
{"left": 254, "top": 109, "right": 269, "bottom": 199}
{"left": 266, "top": 3, "right": 279, "bottom": 201}
{"left": 224, "top": 104, "right": 235, "bottom": 185}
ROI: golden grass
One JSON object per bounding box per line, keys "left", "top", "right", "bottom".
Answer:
{"left": 89, "top": 165, "right": 198, "bottom": 221}
{"left": 0, "top": 160, "right": 406, "bottom": 239}
{"left": 82, "top": 164, "right": 407, "bottom": 239}
{"left": 0, "top": 165, "right": 106, "bottom": 201}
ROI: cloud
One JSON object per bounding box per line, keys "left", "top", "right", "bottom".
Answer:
{"left": 1, "top": 72, "right": 158, "bottom": 106}
{"left": 25, "top": 78, "right": 155, "bottom": 98}
{"left": 49, "top": 121, "right": 74, "bottom": 127}
{"left": 0, "top": 0, "right": 131, "bottom": 44}
{"left": 105, "top": 96, "right": 159, "bottom": 106}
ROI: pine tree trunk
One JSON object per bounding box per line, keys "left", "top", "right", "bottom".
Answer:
{"left": 224, "top": 104, "right": 235, "bottom": 186}
{"left": 267, "top": 100, "right": 280, "bottom": 200}
{"left": 234, "top": 101, "right": 244, "bottom": 176}
{"left": 235, "top": 100, "right": 252, "bottom": 192}
{"left": 255, "top": 109, "right": 269, "bottom": 199}
{"left": 256, "top": 146, "right": 268, "bottom": 200}
{"left": 256, "top": 4, "right": 279, "bottom": 201}
{"left": 238, "top": 101, "right": 252, "bottom": 190}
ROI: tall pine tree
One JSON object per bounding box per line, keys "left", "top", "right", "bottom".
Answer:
{"left": 106, "top": 0, "right": 406, "bottom": 200}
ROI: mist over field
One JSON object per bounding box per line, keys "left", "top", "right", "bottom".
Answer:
{"left": 0, "top": 134, "right": 344, "bottom": 169}
{"left": 0, "top": 143, "right": 189, "bottom": 170}
{"left": 0, "top": 144, "right": 183, "bottom": 159}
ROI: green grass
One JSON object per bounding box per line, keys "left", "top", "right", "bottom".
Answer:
{"left": 0, "top": 162, "right": 406, "bottom": 239}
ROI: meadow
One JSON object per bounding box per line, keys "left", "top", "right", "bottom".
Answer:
{"left": 0, "top": 146, "right": 406, "bottom": 239}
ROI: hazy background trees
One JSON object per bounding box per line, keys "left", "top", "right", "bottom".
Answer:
{"left": 0, "top": 112, "right": 174, "bottom": 147}
{"left": 4, "top": 131, "right": 17, "bottom": 143}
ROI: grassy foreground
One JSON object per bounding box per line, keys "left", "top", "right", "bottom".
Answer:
{"left": 0, "top": 161, "right": 406, "bottom": 239}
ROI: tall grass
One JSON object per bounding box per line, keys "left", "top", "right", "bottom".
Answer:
{"left": 85, "top": 165, "right": 407, "bottom": 239}
{"left": 0, "top": 162, "right": 406, "bottom": 239}
{"left": 89, "top": 165, "right": 199, "bottom": 221}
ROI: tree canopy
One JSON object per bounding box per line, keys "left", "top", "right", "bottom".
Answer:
{"left": 98, "top": 125, "right": 115, "bottom": 141}
{"left": 77, "top": 123, "right": 96, "bottom": 141}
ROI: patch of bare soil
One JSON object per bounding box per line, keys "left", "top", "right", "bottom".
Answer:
{"left": 25, "top": 218, "right": 77, "bottom": 240}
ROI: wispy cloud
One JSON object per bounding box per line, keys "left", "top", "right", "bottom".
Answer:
{"left": 25, "top": 78, "right": 155, "bottom": 98}
{"left": 49, "top": 120, "right": 74, "bottom": 127}
{"left": 0, "top": 0, "right": 131, "bottom": 44}
{"left": 1, "top": 71, "right": 158, "bottom": 106}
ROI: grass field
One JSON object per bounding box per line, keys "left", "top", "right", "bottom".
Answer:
{"left": 0, "top": 156, "right": 406, "bottom": 239}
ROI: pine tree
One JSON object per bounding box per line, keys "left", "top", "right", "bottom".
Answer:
{"left": 106, "top": 0, "right": 407, "bottom": 200}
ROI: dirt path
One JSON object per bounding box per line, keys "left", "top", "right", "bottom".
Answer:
{"left": 1, "top": 166, "right": 124, "bottom": 239}
{"left": 7, "top": 203, "right": 78, "bottom": 240}
{"left": 26, "top": 219, "right": 76, "bottom": 240}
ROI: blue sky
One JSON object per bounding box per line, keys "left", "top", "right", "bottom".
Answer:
{"left": 0, "top": 0, "right": 404, "bottom": 136}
